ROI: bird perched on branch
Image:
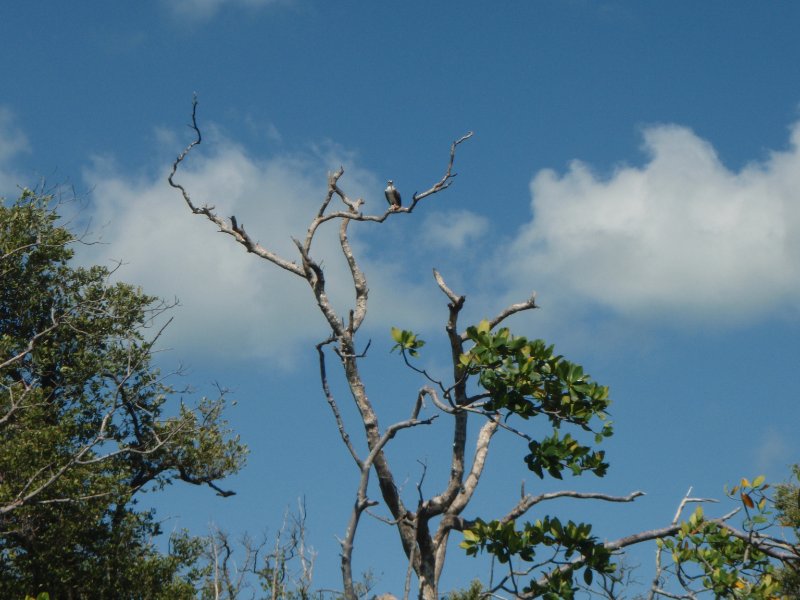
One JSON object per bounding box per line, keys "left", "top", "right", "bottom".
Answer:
{"left": 384, "top": 180, "right": 402, "bottom": 209}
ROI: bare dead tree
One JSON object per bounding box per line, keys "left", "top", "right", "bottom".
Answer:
{"left": 202, "top": 499, "right": 316, "bottom": 600}
{"left": 168, "top": 99, "right": 649, "bottom": 600}
{"left": 170, "top": 99, "right": 482, "bottom": 600}
{"left": 169, "top": 100, "right": 795, "bottom": 600}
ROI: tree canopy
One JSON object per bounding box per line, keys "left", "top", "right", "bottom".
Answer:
{"left": 0, "top": 190, "right": 246, "bottom": 598}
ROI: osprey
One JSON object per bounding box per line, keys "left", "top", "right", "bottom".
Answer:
{"left": 384, "top": 180, "right": 402, "bottom": 209}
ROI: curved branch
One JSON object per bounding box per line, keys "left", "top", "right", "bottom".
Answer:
{"left": 316, "top": 338, "right": 362, "bottom": 469}
{"left": 399, "top": 350, "right": 447, "bottom": 393}
{"left": 338, "top": 217, "right": 368, "bottom": 334}
{"left": 292, "top": 238, "right": 346, "bottom": 338}
{"left": 433, "top": 269, "right": 463, "bottom": 306}
{"left": 450, "top": 417, "right": 501, "bottom": 515}
{"left": 464, "top": 293, "right": 538, "bottom": 341}
{"left": 523, "top": 508, "right": 744, "bottom": 600}
{"left": 503, "top": 490, "right": 646, "bottom": 525}
{"left": 419, "top": 386, "right": 456, "bottom": 415}
{"left": 409, "top": 132, "right": 474, "bottom": 208}
{"left": 168, "top": 97, "right": 304, "bottom": 277}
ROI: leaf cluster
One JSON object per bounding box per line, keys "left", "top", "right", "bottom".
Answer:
{"left": 461, "top": 516, "right": 614, "bottom": 598}
{"left": 0, "top": 191, "right": 246, "bottom": 597}
{"left": 659, "top": 475, "right": 799, "bottom": 599}
{"left": 387, "top": 318, "right": 619, "bottom": 596}
{"left": 390, "top": 327, "right": 426, "bottom": 357}
{"left": 461, "top": 321, "right": 612, "bottom": 479}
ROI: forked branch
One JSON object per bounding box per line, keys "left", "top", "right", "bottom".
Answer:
{"left": 168, "top": 96, "right": 304, "bottom": 277}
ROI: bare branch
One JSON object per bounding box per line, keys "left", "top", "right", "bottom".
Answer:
{"left": 338, "top": 217, "right": 368, "bottom": 334}
{"left": 450, "top": 417, "right": 501, "bottom": 514}
{"left": 433, "top": 269, "right": 463, "bottom": 306}
{"left": 168, "top": 96, "right": 305, "bottom": 277}
{"left": 469, "top": 293, "right": 538, "bottom": 341}
{"left": 419, "top": 386, "right": 456, "bottom": 415}
{"left": 443, "top": 490, "right": 646, "bottom": 532}
{"left": 647, "top": 487, "right": 718, "bottom": 600}
{"left": 521, "top": 507, "right": 742, "bottom": 600}
{"left": 409, "top": 131, "right": 475, "bottom": 208}
{"left": 399, "top": 349, "right": 448, "bottom": 392}
{"left": 293, "top": 237, "right": 346, "bottom": 338}
{"left": 317, "top": 338, "right": 362, "bottom": 469}
{"left": 341, "top": 413, "right": 437, "bottom": 600}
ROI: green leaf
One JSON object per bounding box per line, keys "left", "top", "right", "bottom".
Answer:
{"left": 462, "top": 529, "right": 479, "bottom": 543}
{"left": 0, "top": 192, "right": 246, "bottom": 597}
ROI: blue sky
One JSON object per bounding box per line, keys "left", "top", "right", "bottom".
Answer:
{"left": 2, "top": 1, "right": 800, "bottom": 595}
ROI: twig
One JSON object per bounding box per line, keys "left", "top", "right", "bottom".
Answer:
{"left": 317, "top": 338, "right": 362, "bottom": 469}
{"left": 168, "top": 96, "right": 305, "bottom": 277}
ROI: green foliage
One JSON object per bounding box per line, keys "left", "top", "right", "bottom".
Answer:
{"left": 443, "top": 319, "right": 614, "bottom": 596}
{"left": 658, "top": 473, "right": 800, "bottom": 599}
{"left": 461, "top": 517, "right": 614, "bottom": 598}
{"left": 774, "top": 465, "right": 800, "bottom": 595}
{"left": 443, "top": 579, "right": 484, "bottom": 600}
{"left": 0, "top": 191, "right": 246, "bottom": 598}
{"left": 461, "top": 321, "right": 612, "bottom": 480}
{"left": 462, "top": 321, "right": 611, "bottom": 428}
{"left": 390, "top": 327, "right": 425, "bottom": 357}
{"left": 395, "top": 301, "right": 799, "bottom": 599}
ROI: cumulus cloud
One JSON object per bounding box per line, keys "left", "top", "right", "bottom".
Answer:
{"left": 420, "top": 210, "right": 489, "bottom": 251}
{"left": 166, "top": 0, "right": 284, "bottom": 21}
{"left": 0, "top": 107, "right": 31, "bottom": 197}
{"left": 75, "top": 131, "right": 439, "bottom": 366}
{"left": 501, "top": 122, "right": 800, "bottom": 323}
{"left": 30, "top": 113, "right": 800, "bottom": 366}
{"left": 755, "top": 430, "right": 793, "bottom": 474}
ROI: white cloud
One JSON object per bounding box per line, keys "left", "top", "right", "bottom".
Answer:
{"left": 501, "top": 122, "right": 800, "bottom": 323}
{"left": 755, "top": 430, "right": 792, "bottom": 474}
{"left": 166, "top": 0, "right": 284, "bottom": 21}
{"left": 420, "top": 210, "right": 489, "bottom": 251}
{"left": 0, "top": 107, "right": 30, "bottom": 163}
{"left": 35, "top": 114, "right": 800, "bottom": 368}
{"left": 75, "top": 131, "right": 435, "bottom": 366}
{"left": 243, "top": 114, "right": 282, "bottom": 144}
{"left": 0, "top": 107, "right": 31, "bottom": 197}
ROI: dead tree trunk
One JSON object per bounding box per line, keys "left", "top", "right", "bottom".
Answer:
{"left": 170, "top": 100, "right": 658, "bottom": 598}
